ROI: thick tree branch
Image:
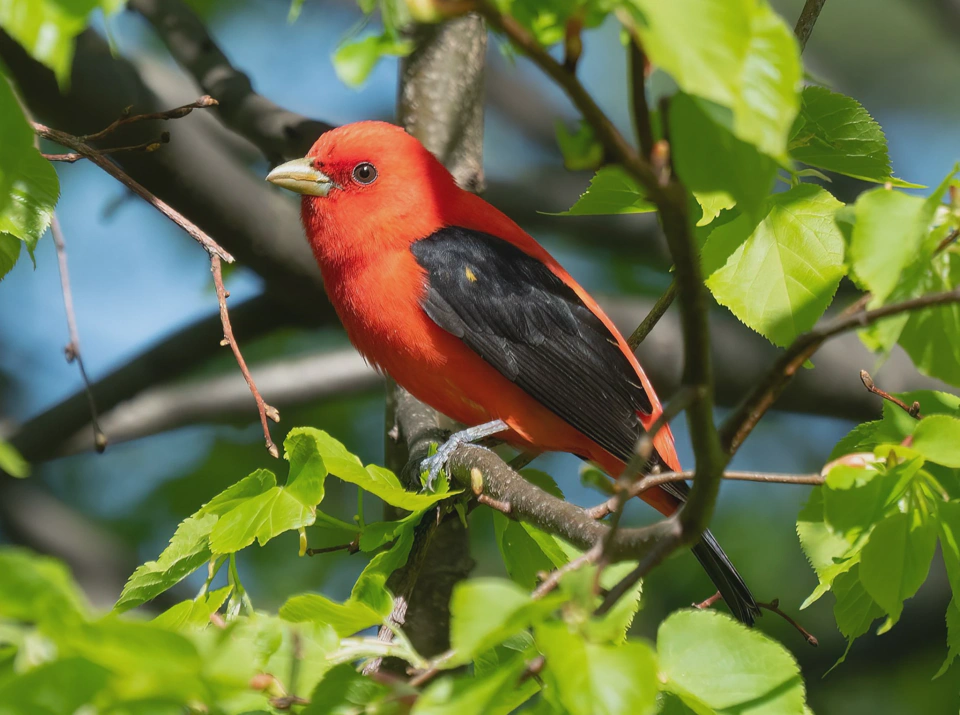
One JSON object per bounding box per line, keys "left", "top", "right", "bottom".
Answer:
{"left": 128, "top": 0, "right": 333, "bottom": 162}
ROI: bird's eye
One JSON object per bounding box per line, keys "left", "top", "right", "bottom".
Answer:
{"left": 352, "top": 162, "right": 378, "bottom": 185}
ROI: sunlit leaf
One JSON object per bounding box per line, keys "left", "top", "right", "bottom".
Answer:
{"left": 703, "top": 184, "right": 845, "bottom": 346}
{"left": 657, "top": 609, "right": 806, "bottom": 715}
{"left": 536, "top": 622, "right": 658, "bottom": 715}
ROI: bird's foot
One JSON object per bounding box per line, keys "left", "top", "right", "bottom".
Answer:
{"left": 422, "top": 419, "right": 509, "bottom": 491}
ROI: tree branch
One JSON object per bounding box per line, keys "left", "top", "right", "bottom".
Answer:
{"left": 34, "top": 120, "right": 233, "bottom": 262}
{"left": 627, "top": 279, "right": 676, "bottom": 349}
{"left": 794, "top": 0, "right": 828, "bottom": 51}
{"left": 128, "top": 0, "right": 333, "bottom": 162}
{"left": 720, "top": 286, "right": 960, "bottom": 454}
{"left": 51, "top": 214, "right": 106, "bottom": 453}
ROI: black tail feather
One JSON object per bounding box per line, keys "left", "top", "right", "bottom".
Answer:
{"left": 691, "top": 529, "right": 761, "bottom": 625}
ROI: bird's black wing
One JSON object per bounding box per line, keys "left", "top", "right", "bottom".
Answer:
{"left": 410, "top": 226, "right": 652, "bottom": 463}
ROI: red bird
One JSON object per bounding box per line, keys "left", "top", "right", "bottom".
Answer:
{"left": 267, "top": 121, "right": 759, "bottom": 624}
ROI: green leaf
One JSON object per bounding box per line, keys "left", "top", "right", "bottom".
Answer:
{"left": 848, "top": 188, "right": 937, "bottom": 304}
{"left": 822, "top": 459, "right": 919, "bottom": 543}
{"left": 333, "top": 32, "right": 413, "bottom": 87}
{"left": 671, "top": 93, "right": 778, "bottom": 219}
{"left": 630, "top": 0, "right": 802, "bottom": 158}
{"left": 494, "top": 511, "right": 558, "bottom": 590}
{"left": 0, "top": 0, "right": 123, "bottom": 86}
{"left": 280, "top": 510, "right": 420, "bottom": 635}
{"left": 0, "top": 657, "right": 110, "bottom": 714}
{"left": 0, "top": 74, "right": 59, "bottom": 266}
{"left": 703, "top": 184, "right": 846, "bottom": 346}
{"left": 0, "top": 547, "right": 89, "bottom": 626}
{"left": 657, "top": 609, "right": 806, "bottom": 715}
{"left": 535, "top": 623, "right": 658, "bottom": 715}
{"left": 788, "top": 85, "right": 916, "bottom": 187}
{"left": 0, "top": 232, "right": 20, "bottom": 280}
{"left": 832, "top": 565, "right": 884, "bottom": 664}
{"left": 797, "top": 488, "right": 862, "bottom": 608}
{"left": 302, "top": 662, "right": 391, "bottom": 715}
{"left": 151, "top": 586, "right": 232, "bottom": 630}
{"left": 115, "top": 514, "right": 217, "bottom": 612}
{"left": 859, "top": 512, "right": 937, "bottom": 625}
{"left": 896, "top": 253, "right": 960, "bottom": 387}
{"left": 555, "top": 120, "right": 604, "bottom": 172}
{"left": 449, "top": 578, "right": 563, "bottom": 664}
{"left": 554, "top": 166, "right": 654, "bottom": 217}
{"left": 413, "top": 653, "right": 533, "bottom": 715}
{"left": 279, "top": 593, "right": 385, "bottom": 637}
{"left": 935, "top": 598, "right": 960, "bottom": 679}
{"left": 295, "top": 427, "right": 456, "bottom": 510}
{"left": 0, "top": 439, "right": 29, "bottom": 478}
{"left": 912, "top": 415, "right": 960, "bottom": 467}
{"left": 938, "top": 500, "right": 960, "bottom": 599}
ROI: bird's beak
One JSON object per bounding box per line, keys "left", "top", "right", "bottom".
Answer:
{"left": 266, "top": 157, "right": 336, "bottom": 197}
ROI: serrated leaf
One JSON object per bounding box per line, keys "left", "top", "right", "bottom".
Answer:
{"left": 935, "top": 598, "right": 960, "bottom": 679}
{"left": 115, "top": 514, "right": 217, "bottom": 612}
{"left": 657, "top": 609, "right": 806, "bottom": 715}
{"left": 449, "top": 578, "right": 564, "bottom": 664}
{"left": 554, "top": 166, "right": 654, "bottom": 217}
{"left": 703, "top": 184, "right": 845, "bottom": 346}
{"left": 629, "top": 0, "right": 801, "bottom": 158}
{"left": 911, "top": 415, "right": 960, "bottom": 467}
{"left": 797, "top": 489, "right": 859, "bottom": 607}
{"left": 0, "top": 232, "right": 20, "bottom": 280}
{"left": 939, "top": 501, "right": 960, "bottom": 600}
{"left": 849, "top": 189, "right": 935, "bottom": 304}
{"left": 789, "top": 85, "right": 916, "bottom": 186}
{"left": 831, "top": 565, "right": 884, "bottom": 665}
{"left": 279, "top": 594, "right": 385, "bottom": 637}
{"left": 294, "top": 427, "right": 456, "bottom": 509}
{"left": 302, "top": 662, "right": 391, "bottom": 715}
{"left": 151, "top": 586, "right": 232, "bottom": 630}
{"left": 859, "top": 512, "right": 937, "bottom": 626}
{"left": 671, "top": 93, "right": 778, "bottom": 219}
{"left": 535, "top": 622, "right": 657, "bottom": 715}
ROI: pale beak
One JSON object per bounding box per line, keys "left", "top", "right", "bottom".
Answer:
{"left": 266, "top": 157, "right": 336, "bottom": 197}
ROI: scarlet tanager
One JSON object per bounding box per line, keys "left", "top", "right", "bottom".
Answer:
{"left": 267, "top": 121, "right": 760, "bottom": 624}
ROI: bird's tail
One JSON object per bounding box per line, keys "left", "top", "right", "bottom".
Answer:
{"left": 691, "top": 529, "right": 761, "bottom": 625}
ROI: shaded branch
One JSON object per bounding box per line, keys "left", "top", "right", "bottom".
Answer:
{"left": 34, "top": 121, "right": 233, "bottom": 262}
{"left": 51, "top": 215, "right": 106, "bottom": 453}
{"left": 720, "top": 286, "right": 960, "bottom": 454}
{"left": 128, "top": 0, "right": 333, "bottom": 162}
{"left": 627, "top": 279, "right": 676, "bottom": 349}
{"left": 794, "top": 0, "right": 828, "bottom": 51}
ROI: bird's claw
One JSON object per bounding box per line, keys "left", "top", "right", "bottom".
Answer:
{"left": 420, "top": 419, "right": 509, "bottom": 492}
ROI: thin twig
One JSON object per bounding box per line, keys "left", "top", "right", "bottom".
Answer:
{"left": 860, "top": 370, "right": 922, "bottom": 419}
{"left": 794, "top": 0, "right": 827, "bottom": 51}
{"left": 51, "top": 215, "right": 107, "bottom": 453}
{"left": 211, "top": 255, "right": 280, "bottom": 458}
{"left": 628, "top": 279, "right": 677, "bottom": 350}
{"left": 720, "top": 286, "right": 960, "bottom": 454}
{"left": 935, "top": 226, "right": 960, "bottom": 254}
{"left": 80, "top": 96, "right": 218, "bottom": 143}
{"left": 33, "top": 122, "right": 233, "bottom": 262}
{"left": 585, "top": 470, "right": 824, "bottom": 520}
{"left": 758, "top": 598, "right": 819, "bottom": 647}
{"left": 532, "top": 544, "right": 602, "bottom": 600}
{"left": 305, "top": 540, "right": 360, "bottom": 557}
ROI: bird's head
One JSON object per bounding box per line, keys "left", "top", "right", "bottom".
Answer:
{"left": 267, "top": 121, "right": 458, "bottom": 265}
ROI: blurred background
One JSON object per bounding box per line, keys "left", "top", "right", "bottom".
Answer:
{"left": 1, "top": 0, "right": 959, "bottom": 711}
